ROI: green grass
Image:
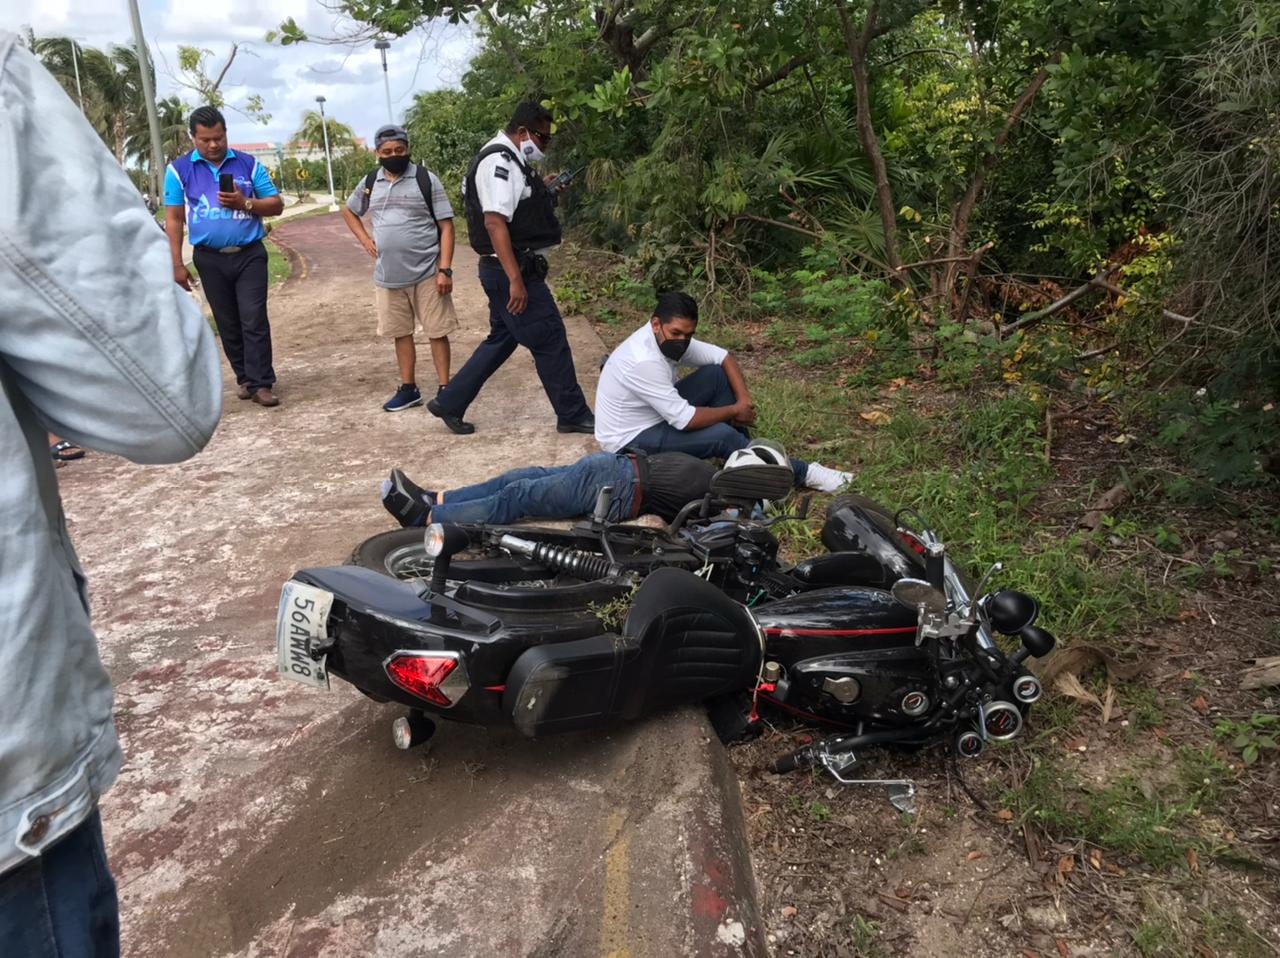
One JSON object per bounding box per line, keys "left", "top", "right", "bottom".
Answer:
{"left": 1003, "top": 746, "right": 1234, "bottom": 870}
{"left": 266, "top": 238, "right": 291, "bottom": 287}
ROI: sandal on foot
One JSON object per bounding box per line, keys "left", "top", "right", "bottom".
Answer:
{"left": 50, "top": 440, "right": 85, "bottom": 462}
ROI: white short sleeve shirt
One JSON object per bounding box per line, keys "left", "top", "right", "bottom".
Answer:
{"left": 594, "top": 323, "right": 729, "bottom": 452}
{"left": 471, "top": 132, "right": 530, "bottom": 222}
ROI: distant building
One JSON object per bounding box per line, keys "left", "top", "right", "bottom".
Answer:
{"left": 230, "top": 139, "right": 370, "bottom": 169}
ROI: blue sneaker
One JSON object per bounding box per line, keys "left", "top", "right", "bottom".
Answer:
{"left": 383, "top": 384, "right": 422, "bottom": 412}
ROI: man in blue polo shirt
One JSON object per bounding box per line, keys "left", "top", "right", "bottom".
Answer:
{"left": 165, "top": 106, "right": 285, "bottom": 407}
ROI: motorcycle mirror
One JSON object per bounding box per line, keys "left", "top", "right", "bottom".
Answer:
{"left": 891, "top": 577, "right": 947, "bottom": 615}
{"left": 982, "top": 590, "right": 1039, "bottom": 634}
{"left": 1018, "top": 624, "right": 1056, "bottom": 659}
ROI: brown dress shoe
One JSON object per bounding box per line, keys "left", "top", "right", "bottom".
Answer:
{"left": 237, "top": 384, "right": 252, "bottom": 400}
{"left": 252, "top": 387, "right": 281, "bottom": 407}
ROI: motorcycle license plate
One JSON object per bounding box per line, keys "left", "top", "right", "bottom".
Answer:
{"left": 276, "top": 581, "right": 332, "bottom": 690}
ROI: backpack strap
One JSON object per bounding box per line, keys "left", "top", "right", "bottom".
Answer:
{"left": 358, "top": 166, "right": 442, "bottom": 233}
{"left": 357, "top": 169, "right": 378, "bottom": 216}
{"left": 414, "top": 165, "right": 440, "bottom": 231}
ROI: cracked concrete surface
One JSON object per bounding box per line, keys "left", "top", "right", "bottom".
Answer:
{"left": 59, "top": 212, "right": 764, "bottom": 956}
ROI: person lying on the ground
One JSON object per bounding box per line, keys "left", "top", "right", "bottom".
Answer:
{"left": 381, "top": 450, "right": 731, "bottom": 528}
{"left": 594, "top": 290, "right": 853, "bottom": 493}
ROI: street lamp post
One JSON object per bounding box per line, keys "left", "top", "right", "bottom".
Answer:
{"left": 125, "top": 0, "right": 166, "bottom": 208}
{"left": 315, "top": 95, "right": 338, "bottom": 211}
{"left": 374, "top": 39, "right": 393, "bottom": 123}
{"left": 68, "top": 38, "right": 84, "bottom": 114}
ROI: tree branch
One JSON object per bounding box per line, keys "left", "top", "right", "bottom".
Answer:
{"left": 1000, "top": 269, "right": 1112, "bottom": 336}
{"left": 834, "top": 0, "right": 903, "bottom": 275}
{"left": 754, "top": 55, "right": 809, "bottom": 92}
{"left": 210, "top": 43, "right": 238, "bottom": 94}
{"left": 878, "top": 46, "right": 964, "bottom": 68}
{"left": 943, "top": 53, "right": 1060, "bottom": 294}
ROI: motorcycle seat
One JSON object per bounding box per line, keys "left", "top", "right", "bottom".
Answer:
{"left": 503, "top": 567, "right": 762, "bottom": 737}
{"left": 708, "top": 463, "right": 795, "bottom": 503}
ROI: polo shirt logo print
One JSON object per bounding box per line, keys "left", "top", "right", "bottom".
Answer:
{"left": 190, "top": 178, "right": 253, "bottom": 225}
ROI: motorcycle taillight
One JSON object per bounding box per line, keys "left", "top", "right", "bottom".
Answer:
{"left": 898, "top": 529, "right": 927, "bottom": 556}
{"left": 384, "top": 652, "right": 469, "bottom": 708}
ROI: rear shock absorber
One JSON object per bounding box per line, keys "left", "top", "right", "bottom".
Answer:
{"left": 498, "top": 534, "right": 624, "bottom": 581}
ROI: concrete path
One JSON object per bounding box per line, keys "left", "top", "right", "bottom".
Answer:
{"left": 59, "top": 213, "right": 765, "bottom": 957}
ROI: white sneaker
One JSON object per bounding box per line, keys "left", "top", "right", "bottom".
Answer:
{"left": 804, "top": 462, "right": 853, "bottom": 493}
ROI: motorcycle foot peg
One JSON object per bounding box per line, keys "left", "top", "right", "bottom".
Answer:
{"left": 392, "top": 711, "right": 436, "bottom": 750}
{"left": 955, "top": 729, "right": 984, "bottom": 759}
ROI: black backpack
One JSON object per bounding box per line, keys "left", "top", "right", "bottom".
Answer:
{"left": 356, "top": 165, "right": 439, "bottom": 229}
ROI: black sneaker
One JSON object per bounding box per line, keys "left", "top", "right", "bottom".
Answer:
{"left": 381, "top": 468, "right": 437, "bottom": 528}
{"left": 426, "top": 398, "right": 475, "bottom": 435}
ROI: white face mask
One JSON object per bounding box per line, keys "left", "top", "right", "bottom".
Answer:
{"left": 520, "top": 135, "right": 545, "bottom": 166}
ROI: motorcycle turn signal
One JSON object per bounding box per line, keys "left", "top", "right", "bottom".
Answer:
{"left": 982, "top": 589, "right": 1039, "bottom": 634}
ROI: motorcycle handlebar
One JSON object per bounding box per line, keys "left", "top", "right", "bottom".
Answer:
{"left": 769, "top": 747, "right": 811, "bottom": 774}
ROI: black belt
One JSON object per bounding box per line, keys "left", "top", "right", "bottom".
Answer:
{"left": 196, "top": 241, "right": 259, "bottom": 254}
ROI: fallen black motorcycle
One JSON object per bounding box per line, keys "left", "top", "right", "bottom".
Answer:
{"left": 276, "top": 464, "right": 1055, "bottom": 782}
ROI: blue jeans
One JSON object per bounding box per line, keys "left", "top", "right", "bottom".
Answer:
{"left": 627, "top": 366, "right": 808, "bottom": 484}
{"left": 432, "top": 452, "right": 637, "bottom": 524}
{"left": 0, "top": 809, "right": 120, "bottom": 958}
{"left": 435, "top": 265, "right": 591, "bottom": 423}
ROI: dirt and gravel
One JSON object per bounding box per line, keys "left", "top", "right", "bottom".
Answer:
{"left": 60, "top": 212, "right": 761, "bottom": 957}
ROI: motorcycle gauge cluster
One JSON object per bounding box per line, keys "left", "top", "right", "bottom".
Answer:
{"left": 1012, "top": 675, "right": 1043, "bottom": 704}
{"left": 982, "top": 700, "right": 1024, "bottom": 740}
{"left": 900, "top": 690, "right": 931, "bottom": 717}
{"left": 955, "top": 729, "right": 984, "bottom": 758}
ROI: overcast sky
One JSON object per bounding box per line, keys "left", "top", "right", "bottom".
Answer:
{"left": 8, "top": 0, "right": 480, "bottom": 147}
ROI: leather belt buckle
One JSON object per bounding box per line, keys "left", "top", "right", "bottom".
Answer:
{"left": 218, "top": 245, "right": 244, "bottom": 254}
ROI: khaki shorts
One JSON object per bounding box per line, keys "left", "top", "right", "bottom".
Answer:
{"left": 375, "top": 278, "right": 459, "bottom": 339}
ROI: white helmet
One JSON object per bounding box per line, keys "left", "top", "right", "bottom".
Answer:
{"left": 725, "top": 441, "right": 788, "bottom": 470}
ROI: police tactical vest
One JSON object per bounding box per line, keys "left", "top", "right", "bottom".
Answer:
{"left": 464, "top": 144, "right": 562, "bottom": 255}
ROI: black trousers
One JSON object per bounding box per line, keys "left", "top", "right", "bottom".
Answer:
{"left": 435, "top": 262, "right": 590, "bottom": 423}
{"left": 192, "top": 241, "right": 276, "bottom": 390}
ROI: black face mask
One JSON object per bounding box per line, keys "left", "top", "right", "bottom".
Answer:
{"left": 657, "top": 331, "right": 690, "bottom": 361}
{"left": 379, "top": 155, "right": 411, "bottom": 175}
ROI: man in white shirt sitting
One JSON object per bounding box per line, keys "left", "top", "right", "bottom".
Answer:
{"left": 594, "top": 291, "right": 852, "bottom": 492}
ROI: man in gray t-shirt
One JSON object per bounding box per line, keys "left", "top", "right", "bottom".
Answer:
{"left": 342, "top": 124, "right": 459, "bottom": 412}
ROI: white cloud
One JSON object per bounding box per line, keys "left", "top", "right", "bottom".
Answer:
{"left": 8, "top": 0, "right": 480, "bottom": 146}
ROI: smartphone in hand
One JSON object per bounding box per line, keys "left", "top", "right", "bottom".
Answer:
{"left": 548, "top": 167, "right": 582, "bottom": 192}
{"left": 218, "top": 173, "right": 235, "bottom": 194}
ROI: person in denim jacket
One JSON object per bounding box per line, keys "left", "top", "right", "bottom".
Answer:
{"left": 0, "top": 33, "right": 222, "bottom": 956}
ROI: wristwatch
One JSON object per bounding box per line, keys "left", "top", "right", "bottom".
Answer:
{"left": 245, "top": 198, "right": 255, "bottom": 212}
{"left": 439, "top": 268, "right": 453, "bottom": 277}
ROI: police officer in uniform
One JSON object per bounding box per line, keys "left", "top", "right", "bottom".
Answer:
{"left": 426, "top": 102, "right": 594, "bottom": 435}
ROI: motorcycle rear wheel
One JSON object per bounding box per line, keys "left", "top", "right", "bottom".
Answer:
{"left": 350, "top": 528, "right": 553, "bottom": 588}
{"left": 351, "top": 528, "right": 445, "bottom": 579}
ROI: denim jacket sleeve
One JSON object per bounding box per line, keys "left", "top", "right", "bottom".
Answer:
{"left": 0, "top": 34, "right": 222, "bottom": 463}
